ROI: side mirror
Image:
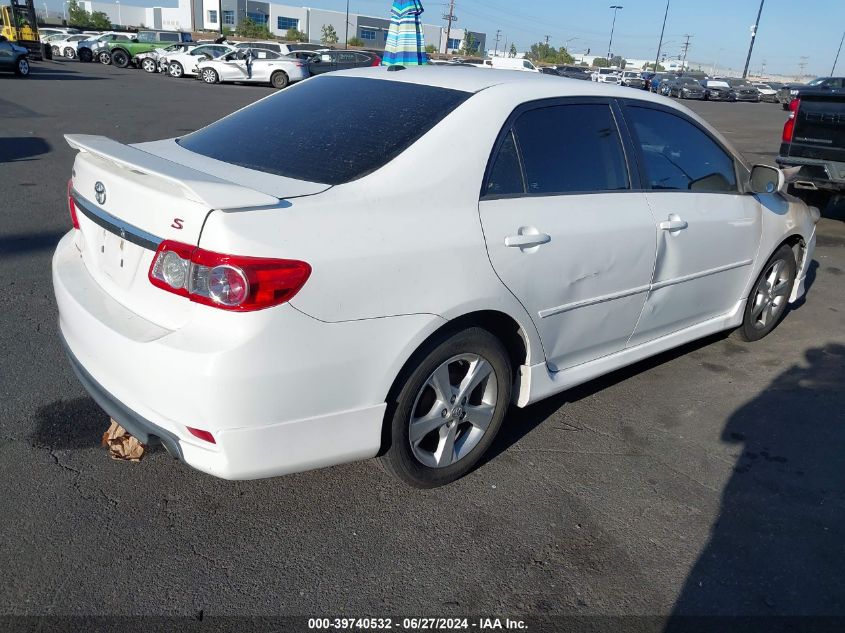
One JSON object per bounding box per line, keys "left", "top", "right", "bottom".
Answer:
{"left": 749, "top": 164, "right": 786, "bottom": 194}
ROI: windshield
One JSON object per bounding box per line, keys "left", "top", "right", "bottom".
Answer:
{"left": 178, "top": 76, "right": 472, "bottom": 185}
{"left": 680, "top": 77, "right": 699, "bottom": 85}
{"left": 807, "top": 77, "right": 826, "bottom": 86}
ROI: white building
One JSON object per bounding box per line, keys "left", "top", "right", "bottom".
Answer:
{"left": 80, "top": 0, "right": 193, "bottom": 30}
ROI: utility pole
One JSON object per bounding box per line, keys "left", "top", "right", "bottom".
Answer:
{"left": 798, "top": 55, "right": 809, "bottom": 79}
{"left": 544, "top": 34, "right": 550, "bottom": 45}
{"left": 742, "top": 0, "right": 765, "bottom": 79}
{"left": 680, "top": 34, "right": 692, "bottom": 74}
{"left": 218, "top": 0, "right": 223, "bottom": 34}
{"left": 345, "top": 0, "right": 349, "bottom": 46}
{"left": 832, "top": 30, "right": 845, "bottom": 75}
{"left": 494, "top": 29, "right": 501, "bottom": 57}
{"left": 653, "top": 0, "right": 669, "bottom": 72}
{"left": 442, "top": 0, "right": 456, "bottom": 55}
{"left": 607, "top": 5, "right": 622, "bottom": 60}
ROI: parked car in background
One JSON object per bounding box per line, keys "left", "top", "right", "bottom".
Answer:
{"left": 777, "top": 88, "right": 845, "bottom": 210}
{"left": 135, "top": 42, "right": 198, "bottom": 73}
{"left": 77, "top": 32, "right": 134, "bottom": 63}
{"left": 39, "top": 27, "right": 79, "bottom": 41}
{"left": 487, "top": 57, "right": 539, "bottom": 72}
{"left": 163, "top": 43, "right": 234, "bottom": 78}
{"left": 0, "top": 35, "right": 29, "bottom": 76}
{"left": 51, "top": 33, "right": 92, "bottom": 59}
{"left": 649, "top": 72, "right": 670, "bottom": 93}
{"left": 701, "top": 79, "right": 735, "bottom": 101}
{"left": 555, "top": 65, "right": 591, "bottom": 80}
{"left": 307, "top": 49, "right": 380, "bottom": 75}
{"left": 778, "top": 76, "right": 845, "bottom": 109}
{"left": 753, "top": 83, "right": 778, "bottom": 103}
{"left": 55, "top": 67, "right": 818, "bottom": 488}
{"left": 539, "top": 66, "right": 559, "bottom": 76}
{"left": 286, "top": 49, "right": 321, "bottom": 61}
{"left": 107, "top": 30, "right": 192, "bottom": 68}
{"left": 620, "top": 70, "right": 645, "bottom": 88}
{"left": 197, "top": 48, "right": 307, "bottom": 89}
{"left": 591, "top": 67, "right": 621, "bottom": 83}
{"left": 667, "top": 76, "right": 705, "bottom": 99}
{"left": 720, "top": 78, "right": 760, "bottom": 102}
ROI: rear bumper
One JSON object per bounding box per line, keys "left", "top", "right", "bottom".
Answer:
{"left": 776, "top": 155, "right": 845, "bottom": 191}
{"left": 53, "top": 231, "right": 438, "bottom": 479}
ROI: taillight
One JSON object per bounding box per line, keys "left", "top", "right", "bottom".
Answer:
{"left": 371, "top": 55, "right": 381, "bottom": 67}
{"left": 148, "top": 240, "right": 311, "bottom": 311}
{"left": 782, "top": 98, "right": 800, "bottom": 143}
{"left": 67, "top": 179, "right": 80, "bottom": 230}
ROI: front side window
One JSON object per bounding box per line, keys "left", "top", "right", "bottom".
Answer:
{"left": 159, "top": 33, "right": 179, "bottom": 42}
{"left": 512, "top": 104, "right": 629, "bottom": 195}
{"left": 137, "top": 32, "right": 155, "bottom": 42}
{"left": 625, "top": 106, "right": 737, "bottom": 193}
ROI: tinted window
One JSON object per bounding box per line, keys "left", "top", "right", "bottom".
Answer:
{"left": 485, "top": 131, "right": 524, "bottom": 196}
{"left": 159, "top": 33, "right": 180, "bottom": 42}
{"left": 178, "top": 76, "right": 471, "bottom": 185}
{"left": 512, "top": 104, "right": 628, "bottom": 194}
{"left": 625, "top": 106, "right": 737, "bottom": 193}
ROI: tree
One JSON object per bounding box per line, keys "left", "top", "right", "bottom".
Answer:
{"left": 592, "top": 57, "right": 610, "bottom": 68}
{"left": 320, "top": 24, "right": 338, "bottom": 45}
{"left": 347, "top": 36, "right": 364, "bottom": 47}
{"left": 610, "top": 55, "right": 626, "bottom": 69}
{"left": 238, "top": 16, "right": 271, "bottom": 39}
{"left": 89, "top": 10, "right": 111, "bottom": 28}
{"left": 556, "top": 46, "right": 574, "bottom": 64}
{"left": 66, "top": 0, "right": 88, "bottom": 26}
{"left": 644, "top": 62, "right": 665, "bottom": 71}
{"left": 508, "top": 43, "right": 517, "bottom": 58}
{"left": 285, "top": 27, "right": 307, "bottom": 42}
{"left": 459, "top": 31, "right": 477, "bottom": 55}
{"left": 526, "top": 42, "right": 574, "bottom": 65}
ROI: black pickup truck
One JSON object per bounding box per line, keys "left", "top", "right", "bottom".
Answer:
{"left": 777, "top": 89, "right": 845, "bottom": 208}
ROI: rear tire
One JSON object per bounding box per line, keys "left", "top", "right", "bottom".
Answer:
{"left": 168, "top": 61, "right": 184, "bottom": 78}
{"left": 51, "top": 45, "right": 60, "bottom": 57}
{"left": 270, "top": 70, "right": 289, "bottom": 89}
{"left": 140, "top": 57, "right": 157, "bottom": 73}
{"left": 111, "top": 49, "right": 130, "bottom": 68}
{"left": 78, "top": 48, "right": 92, "bottom": 63}
{"left": 14, "top": 56, "right": 30, "bottom": 76}
{"left": 736, "top": 244, "right": 797, "bottom": 342}
{"left": 64, "top": 47, "right": 76, "bottom": 59}
{"left": 379, "top": 327, "right": 512, "bottom": 488}
{"left": 98, "top": 50, "right": 111, "bottom": 64}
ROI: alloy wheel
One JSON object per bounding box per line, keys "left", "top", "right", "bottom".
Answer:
{"left": 17, "top": 58, "right": 29, "bottom": 75}
{"left": 202, "top": 68, "right": 216, "bottom": 83}
{"left": 750, "top": 258, "right": 791, "bottom": 331}
{"left": 169, "top": 62, "right": 183, "bottom": 77}
{"left": 408, "top": 354, "right": 498, "bottom": 469}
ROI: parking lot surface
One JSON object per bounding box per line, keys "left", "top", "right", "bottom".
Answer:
{"left": 1, "top": 60, "right": 844, "bottom": 625}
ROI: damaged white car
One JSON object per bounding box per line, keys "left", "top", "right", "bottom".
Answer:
{"left": 54, "top": 68, "right": 818, "bottom": 487}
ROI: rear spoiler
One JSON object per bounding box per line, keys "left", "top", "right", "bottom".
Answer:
{"left": 65, "top": 134, "right": 280, "bottom": 210}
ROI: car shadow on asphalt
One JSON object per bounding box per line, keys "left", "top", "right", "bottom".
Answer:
{"left": 664, "top": 342, "right": 845, "bottom": 625}
{"left": 0, "top": 137, "right": 51, "bottom": 162}
{"left": 0, "top": 230, "right": 66, "bottom": 255}
{"left": 1, "top": 66, "right": 105, "bottom": 81}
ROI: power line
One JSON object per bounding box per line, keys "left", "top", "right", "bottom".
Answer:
{"left": 680, "top": 33, "right": 692, "bottom": 72}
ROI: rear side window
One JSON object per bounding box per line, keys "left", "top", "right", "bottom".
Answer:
{"left": 178, "top": 76, "right": 471, "bottom": 185}
{"left": 511, "top": 104, "right": 629, "bottom": 194}
{"left": 625, "top": 106, "right": 737, "bottom": 193}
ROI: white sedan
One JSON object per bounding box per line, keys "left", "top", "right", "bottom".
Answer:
{"left": 54, "top": 67, "right": 818, "bottom": 487}
{"left": 50, "top": 34, "right": 91, "bottom": 59}
{"left": 196, "top": 49, "right": 308, "bottom": 89}
{"left": 163, "top": 43, "right": 235, "bottom": 78}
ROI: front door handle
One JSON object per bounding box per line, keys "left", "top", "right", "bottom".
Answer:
{"left": 504, "top": 233, "right": 551, "bottom": 248}
{"left": 659, "top": 215, "right": 688, "bottom": 231}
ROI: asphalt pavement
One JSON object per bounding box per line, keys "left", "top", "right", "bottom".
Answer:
{"left": 1, "top": 59, "right": 844, "bottom": 630}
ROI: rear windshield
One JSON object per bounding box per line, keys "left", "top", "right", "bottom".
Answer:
{"left": 178, "top": 76, "right": 471, "bottom": 185}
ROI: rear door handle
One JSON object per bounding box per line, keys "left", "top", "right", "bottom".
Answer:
{"left": 659, "top": 215, "right": 688, "bottom": 231}
{"left": 504, "top": 233, "right": 551, "bottom": 248}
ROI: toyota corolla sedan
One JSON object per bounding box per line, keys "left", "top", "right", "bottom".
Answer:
{"left": 54, "top": 67, "right": 818, "bottom": 488}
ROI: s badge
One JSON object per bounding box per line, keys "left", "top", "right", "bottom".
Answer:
{"left": 171, "top": 218, "right": 184, "bottom": 230}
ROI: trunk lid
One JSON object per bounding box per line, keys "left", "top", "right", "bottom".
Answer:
{"left": 789, "top": 93, "right": 845, "bottom": 162}
{"left": 66, "top": 134, "right": 299, "bottom": 330}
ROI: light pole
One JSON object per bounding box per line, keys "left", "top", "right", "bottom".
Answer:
{"left": 115, "top": 0, "right": 120, "bottom": 25}
{"left": 344, "top": 0, "right": 349, "bottom": 46}
{"left": 607, "top": 5, "right": 622, "bottom": 60}
{"left": 742, "top": 0, "right": 765, "bottom": 79}
{"left": 832, "top": 30, "right": 845, "bottom": 75}
{"left": 653, "top": 0, "right": 669, "bottom": 72}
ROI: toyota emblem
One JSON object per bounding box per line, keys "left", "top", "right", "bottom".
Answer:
{"left": 94, "top": 181, "right": 106, "bottom": 205}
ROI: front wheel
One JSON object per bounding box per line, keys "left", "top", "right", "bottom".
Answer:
{"left": 379, "top": 327, "right": 512, "bottom": 488}
{"left": 201, "top": 67, "right": 218, "bottom": 84}
{"left": 168, "top": 61, "right": 184, "bottom": 78}
{"left": 270, "top": 70, "right": 289, "bottom": 89}
{"left": 14, "top": 56, "right": 30, "bottom": 76}
{"left": 736, "top": 244, "right": 797, "bottom": 342}
{"left": 98, "top": 50, "right": 111, "bottom": 64}
{"left": 111, "top": 49, "right": 130, "bottom": 68}
{"left": 51, "top": 45, "right": 60, "bottom": 57}
{"left": 140, "top": 57, "right": 157, "bottom": 73}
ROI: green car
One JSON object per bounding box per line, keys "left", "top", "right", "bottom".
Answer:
{"left": 106, "top": 30, "right": 192, "bottom": 68}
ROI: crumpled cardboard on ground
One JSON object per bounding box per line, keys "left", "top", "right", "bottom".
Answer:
{"left": 101, "top": 419, "right": 146, "bottom": 461}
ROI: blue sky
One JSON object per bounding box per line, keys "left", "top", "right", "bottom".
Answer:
{"left": 71, "top": 0, "right": 845, "bottom": 76}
